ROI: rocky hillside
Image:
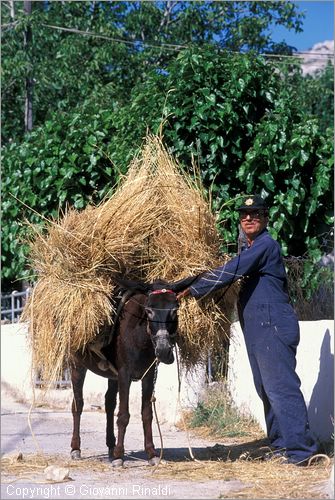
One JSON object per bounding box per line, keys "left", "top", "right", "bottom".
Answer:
{"left": 298, "top": 40, "right": 334, "bottom": 76}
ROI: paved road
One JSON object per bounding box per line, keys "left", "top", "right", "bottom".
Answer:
{"left": 1, "top": 387, "right": 248, "bottom": 499}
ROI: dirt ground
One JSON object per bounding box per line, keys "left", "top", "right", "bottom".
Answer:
{"left": 1, "top": 385, "right": 333, "bottom": 500}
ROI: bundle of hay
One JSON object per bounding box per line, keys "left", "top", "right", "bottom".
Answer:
{"left": 22, "top": 135, "right": 238, "bottom": 384}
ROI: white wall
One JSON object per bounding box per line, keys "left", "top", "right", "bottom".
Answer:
{"left": 227, "top": 320, "right": 334, "bottom": 443}
{"left": 0, "top": 323, "right": 206, "bottom": 426}
{"left": 2, "top": 320, "right": 334, "bottom": 441}
{"left": 1, "top": 323, "right": 33, "bottom": 399}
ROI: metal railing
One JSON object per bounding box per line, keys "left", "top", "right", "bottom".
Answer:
{"left": 34, "top": 367, "right": 72, "bottom": 389}
{"left": 1, "top": 288, "right": 31, "bottom": 323}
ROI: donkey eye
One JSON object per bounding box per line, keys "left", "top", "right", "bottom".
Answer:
{"left": 169, "top": 309, "right": 177, "bottom": 320}
{"left": 145, "top": 308, "right": 155, "bottom": 320}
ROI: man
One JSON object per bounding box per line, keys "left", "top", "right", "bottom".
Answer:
{"left": 178, "top": 194, "right": 318, "bottom": 465}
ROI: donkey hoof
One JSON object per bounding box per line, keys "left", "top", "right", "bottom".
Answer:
{"left": 148, "top": 456, "right": 160, "bottom": 466}
{"left": 71, "top": 450, "right": 81, "bottom": 460}
{"left": 111, "top": 458, "right": 123, "bottom": 468}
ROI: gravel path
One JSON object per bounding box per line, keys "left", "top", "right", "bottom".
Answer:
{"left": 2, "top": 385, "right": 332, "bottom": 500}
{"left": 1, "top": 386, "right": 249, "bottom": 499}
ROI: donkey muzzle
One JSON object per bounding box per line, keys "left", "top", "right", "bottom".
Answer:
{"left": 154, "top": 330, "right": 175, "bottom": 365}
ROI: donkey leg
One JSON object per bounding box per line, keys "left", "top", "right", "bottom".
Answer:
{"left": 105, "top": 378, "right": 118, "bottom": 461}
{"left": 70, "top": 363, "right": 87, "bottom": 460}
{"left": 141, "top": 371, "right": 159, "bottom": 465}
{"left": 111, "top": 372, "right": 131, "bottom": 466}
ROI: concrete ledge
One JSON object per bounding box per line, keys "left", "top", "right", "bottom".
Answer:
{"left": 0, "top": 323, "right": 206, "bottom": 425}
{"left": 227, "top": 320, "right": 334, "bottom": 443}
{"left": 2, "top": 320, "right": 333, "bottom": 441}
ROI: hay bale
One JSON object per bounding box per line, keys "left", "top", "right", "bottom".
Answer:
{"left": 22, "top": 135, "right": 238, "bottom": 382}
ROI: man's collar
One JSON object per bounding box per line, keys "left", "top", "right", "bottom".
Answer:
{"left": 246, "top": 228, "right": 268, "bottom": 247}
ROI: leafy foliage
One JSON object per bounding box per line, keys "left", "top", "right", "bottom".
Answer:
{"left": 2, "top": 45, "right": 333, "bottom": 291}
{"left": 285, "top": 256, "right": 334, "bottom": 320}
{"left": 2, "top": 101, "right": 119, "bottom": 284}
{"left": 99, "top": 46, "right": 334, "bottom": 257}
{"left": 2, "top": 2, "right": 333, "bottom": 295}
{"left": 299, "top": 63, "right": 334, "bottom": 134}
{"left": 2, "top": 0, "right": 304, "bottom": 143}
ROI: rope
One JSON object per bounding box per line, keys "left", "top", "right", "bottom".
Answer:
{"left": 175, "top": 347, "right": 200, "bottom": 462}
{"left": 139, "top": 357, "right": 164, "bottom": 470}
{"left": 148, "top": 346, "right": 200, "bottom": 468}
{"left": 35, "top": 24, "right": 335, "bottom": 60}
{"left": 150, "top": 361, "right": 165, "bottom": 472}
{"left": 140, "top": 357, "right": 159, "bottom": 381}
{"left": 307, "top": 453, "right": 331, "bottom": 467}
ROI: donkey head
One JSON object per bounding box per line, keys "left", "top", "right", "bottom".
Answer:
{"left": 113, "top": 275, "right": 197, "bottom": 365}
{"left": 145, "top": 286, "right": 178, "bottom": 364}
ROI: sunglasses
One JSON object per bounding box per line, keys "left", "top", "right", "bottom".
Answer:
{"left": 239, "top": 210, "right": 266, "bottom": 219}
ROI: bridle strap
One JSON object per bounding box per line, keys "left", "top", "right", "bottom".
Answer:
{"left": 149, "top": 288, "right": 176, "bottom": 296}
{"left": 146, "top": 288, "right": 178, "bottom": 342}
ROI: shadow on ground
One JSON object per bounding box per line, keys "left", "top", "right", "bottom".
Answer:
{"left": 88, "top": 438, "right": 273, "bottom": 464}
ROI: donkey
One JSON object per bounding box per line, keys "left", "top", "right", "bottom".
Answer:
{"left": 69, "top": 277, "right": 194, "bottom": 466}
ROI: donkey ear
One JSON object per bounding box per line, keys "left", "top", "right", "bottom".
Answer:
{"left": 112, "top": 275, "right": 150, "bottom": 293}
{"left": 168, "top": 275, "right": 199, "bottom": 293}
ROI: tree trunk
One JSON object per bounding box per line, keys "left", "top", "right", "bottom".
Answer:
{"left": 24, "top": 0, "right": 33, "bottom": 133}
{"left": 9, "top": 0, "right": 15, "bottom": 20}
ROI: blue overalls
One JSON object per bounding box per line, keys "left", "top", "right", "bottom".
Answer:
{"left": 189, "top": 229, "right": 318, "bottom": 462}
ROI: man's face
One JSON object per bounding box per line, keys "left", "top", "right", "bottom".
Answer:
{"left": 239, "top": 209, "right": 268, "bottom": 240}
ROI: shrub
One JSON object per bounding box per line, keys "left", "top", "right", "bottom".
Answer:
{"left": 189, "top": 382, "right": 263, "bottom": 438}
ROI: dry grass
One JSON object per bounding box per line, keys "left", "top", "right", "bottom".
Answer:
{"left": 153, "top": 458, "right": 332, "bottom": 499}
{"left": 1, "top": 450, "right": 331, "bottom": 499}
{"left": 183, "top": 411, "right": 265, "bottom": 442}
{"left": 1, "top": 452, "right": 111, "bottom": 481}
{"left": 22, "top": 135, "right": 238, "bottom": 384}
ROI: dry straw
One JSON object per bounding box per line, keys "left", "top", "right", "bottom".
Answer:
{"left": 22, "top": 135, "right": 238, "bottom": 384}
{"left": 1, "top": 452, "right": 331, "bottom": 499}
{"left": 153, "top": 459, "right": 332, "bottom": 499}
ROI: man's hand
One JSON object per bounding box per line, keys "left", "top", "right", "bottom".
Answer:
{"left": 177, "top": 288, "right": 190, "bottom": 301}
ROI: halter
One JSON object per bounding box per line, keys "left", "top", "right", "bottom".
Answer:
{"left": 149, "top": 288, "right": 176, "bottom": 296}
{"left": 146, "top": 288, "right": 178, "bottom": 342}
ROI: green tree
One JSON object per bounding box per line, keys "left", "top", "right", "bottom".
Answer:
{"left": 2, "top": 101, "right": 117, "bottom": 286}
{"left": 2, "top": 46, "right": 333, "bottom": 290}
{"left": 299, "top": 63, "right": 334, "bottom": 134}
{"left": 103, "top": 47, "right": 333, "bottom": 259}
{"left": 2, "top": 0, "right": 305, "bottom": 143}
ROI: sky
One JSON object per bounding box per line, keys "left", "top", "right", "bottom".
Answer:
{"left": 270, "top": 1, "right": 334, "bottom": 52}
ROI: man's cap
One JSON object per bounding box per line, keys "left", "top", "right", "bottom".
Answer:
{"left": 236, "top": 195, "right": 268, "bottom": 211}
